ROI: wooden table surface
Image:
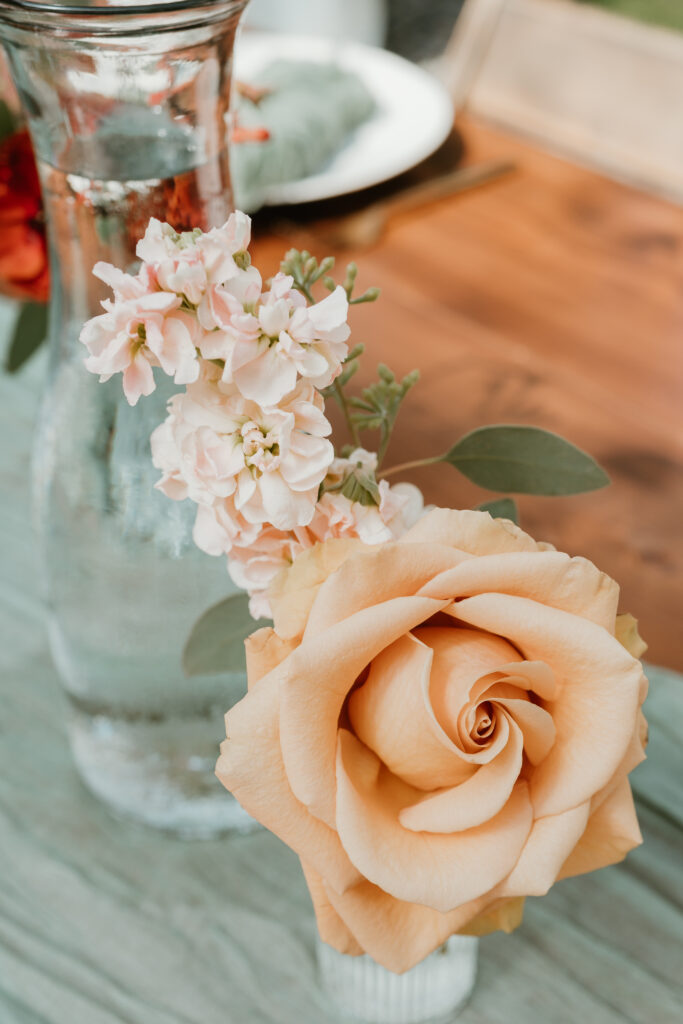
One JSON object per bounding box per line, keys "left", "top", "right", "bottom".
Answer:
{"left": 1, "top": 117, "right": 682, "bottom": 1023}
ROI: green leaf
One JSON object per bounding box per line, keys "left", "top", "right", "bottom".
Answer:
{"left": 476, "top": 497, "right": 519, "bottom": 524}
{"left": 443, "top": 425, "right": 609, "bottom": 495}
{"left": 0, "top": 100, "right": 17, "bottom": 144}
{"left": 339, "top": 468, "right": 381, "bottom": 506}
{"left": 5, "top": 302, "right": 49, "bottom": 372}
{"left": 182, "top": 592, "right": 263, "bottom": 677}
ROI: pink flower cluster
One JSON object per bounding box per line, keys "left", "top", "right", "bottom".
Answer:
{"left": 212, "top": 449, "right": 424, "bottom": 619}
{"left": 81, "top": 214, "right": 349, "bottom": 409}
{"left": 81, "top": 212, "right": 424, "bottom": 618}
{"left": 152, "top": 367, "right": 333, "bottom": 535}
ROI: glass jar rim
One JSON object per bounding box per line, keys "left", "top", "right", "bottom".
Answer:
{"left": 0, "top": 0, "right": 247, "bottom": 33}
{"left": 0, "top": 0, "right": 238, "bottom": 12}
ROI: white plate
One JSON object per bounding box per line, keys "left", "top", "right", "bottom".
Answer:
{"left": 234, "top": 33, "right": 455, "bottom": 205}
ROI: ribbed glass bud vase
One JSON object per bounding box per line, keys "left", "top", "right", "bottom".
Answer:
{"left": 317, "top": 936, "right": 478, "bottom": 1024}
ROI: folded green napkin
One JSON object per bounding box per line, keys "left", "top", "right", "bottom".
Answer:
{"left": 232, "top": 60, "right": 376, "bottom": 212}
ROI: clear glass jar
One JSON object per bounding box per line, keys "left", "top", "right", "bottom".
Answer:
{"left": 0, "top": 0, "right": 252, "bottom": 837}
{"left": 317, "top": 936, "right": 478, "bottom": 1024}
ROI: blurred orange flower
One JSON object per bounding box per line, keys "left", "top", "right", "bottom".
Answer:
{"left": 0, "top": 128, "right": 49, "bottom": 303}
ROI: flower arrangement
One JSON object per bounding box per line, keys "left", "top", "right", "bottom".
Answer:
{"left": 80, "top": 211, "right": 647, "bottom": 980}
{"left": 81, "top": 211, "right": 609, "bottom": 627}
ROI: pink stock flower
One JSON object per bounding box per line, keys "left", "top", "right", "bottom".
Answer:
{"left": 199, "top": 272, "right": 351, "bottom": 407}
{"left": 150, "top": 368, "right": 334, "bottom": 532}
{"left": 136, "top": 213, "right": 258, "bottom": 317}
{"left": 315, "top": 480, "right": 424, "bottom": 545}
{"left": 227, "top": 525, "right": 308, "bottom": 620}
{"left": 197, "top": 264, "right": 263, "bottom": 338}
{"left": 223, "top": 455, "right": 425, "bottom": 619}
{"left": 324, "top": 446, "right": 380, "bottom": 487}
{"left": 196, "top": 214, "right": 253, "bottom": 285}
{"left": 192, "top": 498, "right": 264, "bottom": 558}
{"left": 82, "top": 213, "right": 417, "bottom": 625}
{"left": 80, "top": 268, "right": 201, "bottom": 405}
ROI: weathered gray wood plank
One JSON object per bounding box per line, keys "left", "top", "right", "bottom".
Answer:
{"left": 0, "top": 310, "right": 681, "bottom": 1023}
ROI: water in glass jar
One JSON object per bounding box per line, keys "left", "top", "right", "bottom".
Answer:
{"left": 33, "top": 130, "right": 252, "bottom": 837}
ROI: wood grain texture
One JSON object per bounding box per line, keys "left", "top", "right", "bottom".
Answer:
{"left": 1, "top": 120, "right": 682, "bottom": 1023}
{"left": 251, "top": 116, "right": 683, "bottom": 670}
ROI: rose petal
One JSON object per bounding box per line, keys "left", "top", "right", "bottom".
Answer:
{"left": 611, "top": 710, "right": 648, "bottom": 782}
{"left": 498, "top": 802, "right": 591, "bottom": 897}
{"left": 300, "top": 861, "right": 364, "bottom": 957}
{"left": 419, "top": 551, "right": 619, "bottom": 632}
{"left": 418, "top": 626, "right": 521, "bottom": 744}
{"left": 303, "top": 543, "right": 468, "bottom": 639}
{"left": 471, "top": 679, "right": 556, "bottom": 765}
{"left": 216, "top": 671, "right": 361, "bottom": 894}
{"left": 403, "top": 629, "right": 517, "bottom": 769}
{"left": 269, "top": 539, "right": 366, "bottom": 640}
{"left": 335, "top": 729, "right": 533, "bottom": 912}
{"left": 348, "top": 633, "right": 476, "bottom": 791}
{"left": 493, "top": 697, "right": 556, "bottom": 765}
{"left": 582, "top": 715, "right": 646, "bottom": 819}
{"left": 399, "top": 714, "right": 523, "bottom": 833}
{"left": 244, "top": 627, "right": 297, "bottom": 686}
{"left": 485, "top": 660, "right": 558, "bottom": 701}
{"left": 559, "top": 777, "right": 642, "bottom": 879}
{"left": 322, "top": 876, "right": 495, "bottom": 974}
{"left": 400, "top": 508, "right": 542, "bottom": 555}
{"left": 279, "top": 595, "right": 447, "bottom": 826}
{"left": 449, "top": 593, "right": 644, "bottom": 816}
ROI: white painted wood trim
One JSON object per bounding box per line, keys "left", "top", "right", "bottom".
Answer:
{"left": 437, "top": 0, "right": 508, "bottom": 109}
{"left": 461, "top": 0, "right": 683, "bottom": 202}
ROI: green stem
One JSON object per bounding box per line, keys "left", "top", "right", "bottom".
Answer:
{"left": 295, "top": 280, "right": 315, "bottom": 303}
{"left": 376, "top": 425, "right": 393, "bottom": 468}
{"left": 378, "top": 454, "right": 443, "bottom": 479}
{"left": 335, "top": 379, "right": 361, "bottom": 447}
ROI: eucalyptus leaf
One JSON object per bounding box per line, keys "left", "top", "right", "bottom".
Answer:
{"left": 476, "top": 497, "right": 519, "bottom": 524}
{"left": 5, "top": 302, "right": 49, "bottom": 372}
{"left": 182, "top": 592, "right": 263, "bottom": 677}
{"left": 444, "top": 426, "right": 609, "bottom": 495}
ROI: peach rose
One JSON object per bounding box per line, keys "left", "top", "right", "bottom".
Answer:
{"left": 216, "top": 510, "right": 648, "bottom": 973}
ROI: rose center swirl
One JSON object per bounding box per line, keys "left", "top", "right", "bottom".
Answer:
{"left": 346, "top": 625, "right": 558, "bottom": 831}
